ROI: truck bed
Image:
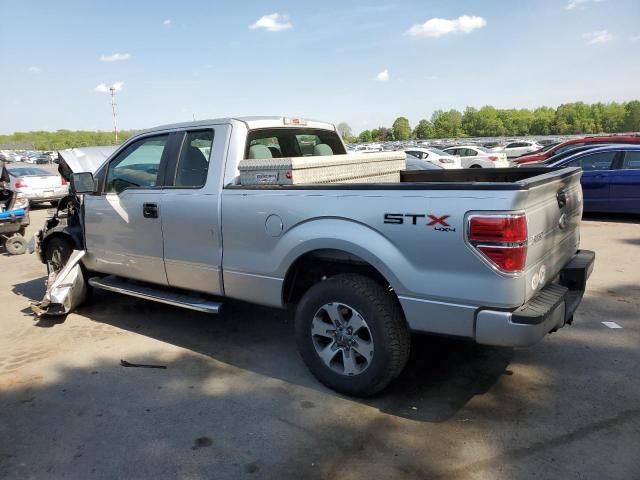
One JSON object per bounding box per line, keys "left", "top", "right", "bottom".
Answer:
{"left": 229, "top": 167, "right": 578, "bottom": 191}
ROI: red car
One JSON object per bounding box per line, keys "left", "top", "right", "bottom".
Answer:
{"left": 514, "top": 135, "right": 640, "bottom": 164}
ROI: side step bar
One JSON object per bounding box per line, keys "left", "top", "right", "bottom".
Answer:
{"left": 88, "top": 276, "right": 222, "bottom": 314}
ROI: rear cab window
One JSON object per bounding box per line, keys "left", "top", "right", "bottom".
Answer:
{"left": 245, "top": 128, "right": 346, "bottom": 159}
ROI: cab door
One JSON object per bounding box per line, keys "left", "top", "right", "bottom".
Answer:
{"left": 159, "top": 125, "right": 230, "bottom": 295}
{"left": 83, "top": 133, "right": 175, "bottom": 285}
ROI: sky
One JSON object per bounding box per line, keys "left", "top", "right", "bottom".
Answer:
{"left": 1, "top": 0, "right": 639, "bottom": 135}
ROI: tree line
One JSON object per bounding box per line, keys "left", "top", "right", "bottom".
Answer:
{"left": 0, "top": 130, "right": 138, "bottom": 151}
{"left": 336, "top": 100, "right": 640, "bottom": 143}
{"left": 3, "top": 100, "right": 640, "bottom": 150}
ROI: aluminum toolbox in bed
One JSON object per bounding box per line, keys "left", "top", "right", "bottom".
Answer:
{"left": 238, "top": 152, "right": 406, "bottom": 185}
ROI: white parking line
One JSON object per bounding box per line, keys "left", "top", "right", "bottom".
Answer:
{"left": 602, "top": 321, "right": 623, "bottom": 329}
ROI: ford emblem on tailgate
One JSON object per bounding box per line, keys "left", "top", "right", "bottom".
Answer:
{"left": 558, "top": 213, "right": 567, "bottom": 230}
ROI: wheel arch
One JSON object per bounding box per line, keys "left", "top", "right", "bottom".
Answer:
{"left": 281, "top": 246, "right": 403, "bottom": 307}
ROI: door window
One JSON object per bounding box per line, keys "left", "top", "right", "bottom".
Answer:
{"left": 463, "top": 148, "right": 477, "bottom": 157}
{"left": 622, "top": 151, "right": 640, "bottom": 169}
{"left": 105, "top": 135, "right": 169, "bottom": 193}
{"left": 174, "top": 130, "right": 214, "bottom": 187}
{"left": 568, "top": 151, "right": 616, "bottom": 170}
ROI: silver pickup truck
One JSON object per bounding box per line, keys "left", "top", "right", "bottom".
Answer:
{"left": 37, "top": 117, "right": 595, "bottom": 396}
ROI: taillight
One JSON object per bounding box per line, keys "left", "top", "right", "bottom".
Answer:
{"left": 14, "top": 178, "right": 27, "bottom": 188}
{"left": 488, "top": 155, "right": 498, "bottom": 161}
{"left": 468, "top": 214, "right": 528, "bottom": 273}
{"left": 61, "top": 178, "right": 69, "bottom": 185}
{"left": 439, "top": 158, "right": 454, "bottom": 164}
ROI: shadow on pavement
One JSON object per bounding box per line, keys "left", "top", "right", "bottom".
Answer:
{"left": 51, "top": 290, "right": 512, "bottom": 423}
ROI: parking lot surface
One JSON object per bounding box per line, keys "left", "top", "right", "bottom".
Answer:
{"left": 1, "top": 207, "right": 639, "bottom": 479}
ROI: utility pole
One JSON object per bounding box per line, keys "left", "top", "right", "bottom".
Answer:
{"left": 109, "top": 86, "right": 118, "bottom": 143}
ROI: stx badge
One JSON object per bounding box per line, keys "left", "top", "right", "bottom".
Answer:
{"left": 384, "top": 213, "right": 455, "bottom": 232}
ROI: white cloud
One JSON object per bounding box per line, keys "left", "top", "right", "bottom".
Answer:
{"left": 407, "top": 15, "right": 487, "bottom": 38}
{"left": 584, "top": 30, "right": 613, "bottom": 45}
{"left": 376, "top": 69, "right": 390, "bottom": 81}
{"left": 249, "top": 13, "right": 292, "bottom": 32}
{"left": 99, "top": 52, "right": 131, "bottom": 62}
{"left": 566, "top": 0, "right": 602, "bottom": 10}
{"left": 27, "top": 66, "right": 41, "bottom": 73}
{"left": 163, "top": 19, "right": 171, "bottom": 26}
{"left": 95, "top": 82, "right": 124, "bottom": 93}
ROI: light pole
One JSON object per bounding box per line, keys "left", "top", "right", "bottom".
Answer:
{"left": 109, "top": 86, "right": 118, "bottom": 143}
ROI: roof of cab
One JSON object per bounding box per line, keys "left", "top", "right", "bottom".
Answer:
{"left": 136, "top": 116, "right": 336, "bottom": 136}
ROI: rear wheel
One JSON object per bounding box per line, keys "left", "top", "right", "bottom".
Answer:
{"left": 469, "top": 164, "right": 482, "bottom": 168}
{"left": 6, "top": 235, "right": 27, "bottom": 255}
{"left": 295, "top": 274, "right": 410, "bottom": 396}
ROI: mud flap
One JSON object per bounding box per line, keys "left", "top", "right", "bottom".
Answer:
{"left": 31, "top": 250, "right": 87, "bottom": 317}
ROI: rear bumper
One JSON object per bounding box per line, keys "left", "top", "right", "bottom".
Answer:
{"left": 475, "top": 250, "right": 595, "bottom": 347}
{"left": 18, "top": 189, "right": 68, "bottom": 203}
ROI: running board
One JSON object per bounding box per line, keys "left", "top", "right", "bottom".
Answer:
{"left": 88, "top": 276, "right": 222, "bottom": 314}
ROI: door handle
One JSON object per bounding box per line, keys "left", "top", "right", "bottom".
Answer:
{"left": 143, "top": 202, "right": 158, "bottom": 218}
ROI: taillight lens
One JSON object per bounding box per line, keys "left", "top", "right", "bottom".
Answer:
{"left": 469, "top": 216, "right": 527, "bottom": 242}
{"left": 15, "top": 178, "right": 27, "bottom": 188}
{"left": 476, "top": 246, "right": 527, "bottom": 272}
{"left": 488, "top": 155, "right": 498, "bottom": 161}
{"left": 61, "top": 178, "right": 69, "bottom": 185}
{"left": 468, "top": 214, "right": 528, "bottom": 273}
{"left": 439, "top": 158, "right": 454, "bottom": 164}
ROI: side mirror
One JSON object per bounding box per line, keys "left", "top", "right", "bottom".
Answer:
{"left": 72, "top": 172, "right": 96, "bottom": 194}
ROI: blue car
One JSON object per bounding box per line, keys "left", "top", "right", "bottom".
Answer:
{"left": 548, "top": 145, "right": 640, "bottom": 214}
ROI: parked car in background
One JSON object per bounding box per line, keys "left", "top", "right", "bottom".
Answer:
{"left": 515, "top": 135, "right": 640, "bottom": 165}
{"left": 519, "top": 144, "right": 613, "bottom": 167}
{"left": 546, "top": 145, "right": 640, "bottom": 214}
{"left": 6, "top": 165, "right": 69, "bottom": 206}
{"left": 404, "top": 147, "right": 462, "bottom": 169}
{"left": 404, "top": 153, "right": 444, "bottom": 170}
{"left": 493, "top": 141, "right": 542, "bottom": 158}
{"left": 443, "top": 145, "right": 509, "bottom": 168}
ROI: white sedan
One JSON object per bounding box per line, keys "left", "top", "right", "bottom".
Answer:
{"left": 404, "top": 147, "right": 462, "bottom": 169}
{"left": 6, "top": 165, "right": 69, "bottom": 206}
{"left": 493, "top": 141, "right": 542, "bottom": 158}
{"left": 443, "top": 146, "right": 510, "bottom": 168}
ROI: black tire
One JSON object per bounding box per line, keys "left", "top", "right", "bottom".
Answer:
{"left": 6, "top": 235, "right": 27, "bottom": 255}
{"left": 295, "top": 274, "right": 410, "bottom": 397}
{"left": 50, "top": 200, "right": 59, "bottom": 208}
{"left": 44, "top": 237, "right": 73, "bottom": 273}
{"left": 469, "top": 164, "right": 482, "bottom": 169}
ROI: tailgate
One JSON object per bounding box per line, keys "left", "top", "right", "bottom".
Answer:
{"left": 522, "top": 168, "right": 583, "bottom": 302}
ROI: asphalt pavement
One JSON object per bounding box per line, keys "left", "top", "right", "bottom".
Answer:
{"left": 0, "top": 207, "right": 638, "bottom": 479}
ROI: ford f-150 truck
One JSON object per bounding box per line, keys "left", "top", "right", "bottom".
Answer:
{"left": 37, "top": 117, "right": 595, "bottom": 396}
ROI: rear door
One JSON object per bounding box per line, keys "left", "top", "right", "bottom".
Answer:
{"left": 83, "top": 133, "right": 174, "bottom": 285}
{"left": 608, "top": 150, "right": 640, "bottom": 214}
{"left": 160, "top": 125, "right": 229, "bottom": 295}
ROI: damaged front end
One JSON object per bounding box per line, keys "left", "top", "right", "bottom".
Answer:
{"left": 31, "top": 250, "right": 87, "bottom": 316}
{"left": 33, "top": 146, "right": 115, "bottom": 316}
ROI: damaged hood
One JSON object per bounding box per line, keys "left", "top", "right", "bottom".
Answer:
{"left": 1, "top": 161, "right": 9, "bottom": 184}
{"left": 57, "top": 146, "right": 117, "bottom": 181}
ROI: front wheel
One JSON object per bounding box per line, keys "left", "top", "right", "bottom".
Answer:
{"left": 295, "top": 274, "right": 410, "bottom": 396}
{"left": 44, "top": 237, "right": 73, "bottom": 273}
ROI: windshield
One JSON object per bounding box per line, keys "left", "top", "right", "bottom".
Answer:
{"left": 427, "top": 147, "right": 449, "bottom": 156}
{"left": 7, "top": 167, "right": 52, "bottom": 176}
{"left": 475, "top": 146, "right": 494, "bottom": 153}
